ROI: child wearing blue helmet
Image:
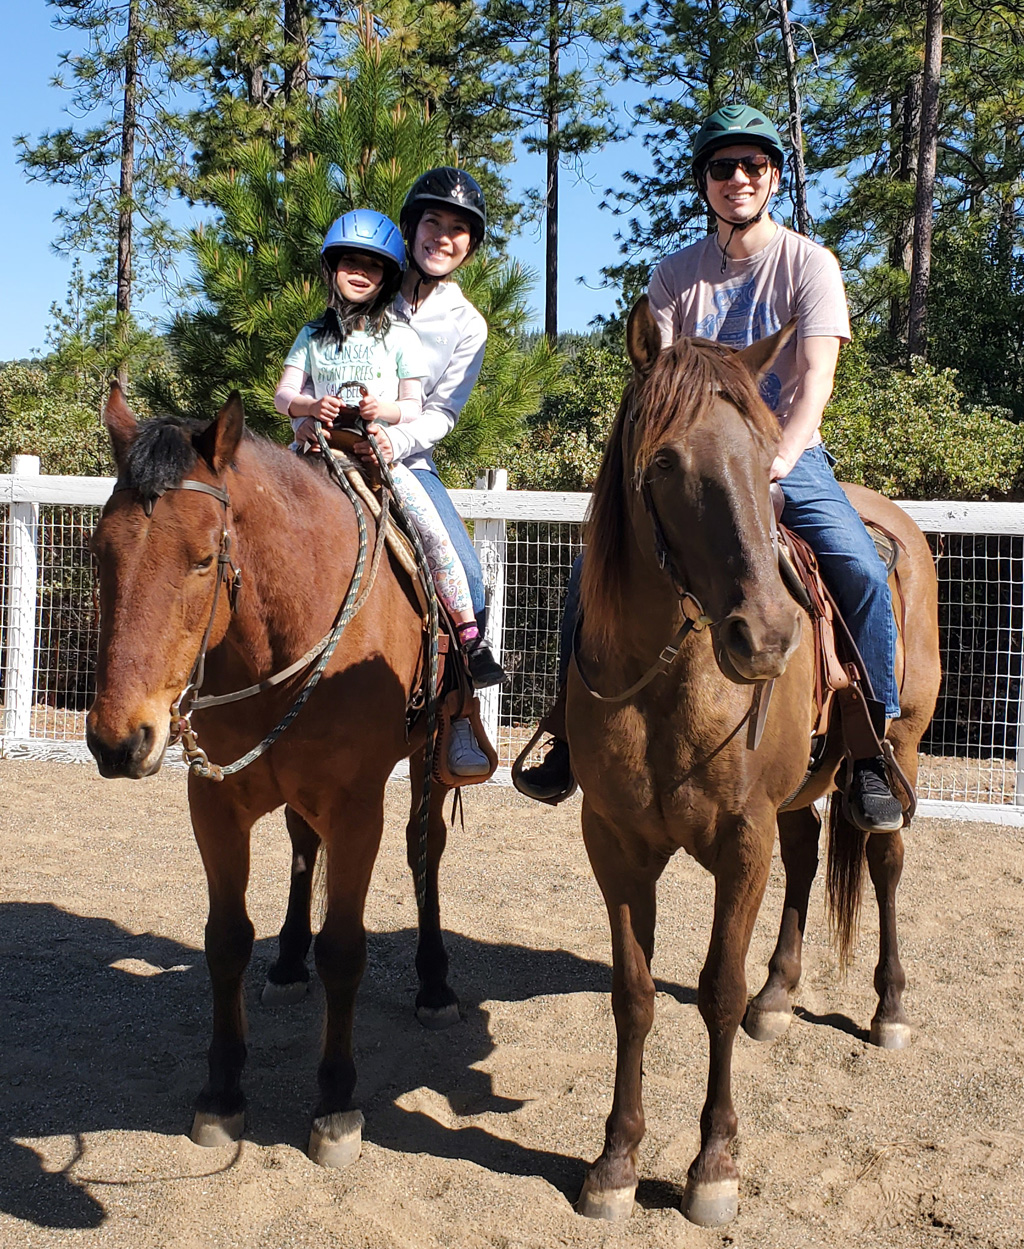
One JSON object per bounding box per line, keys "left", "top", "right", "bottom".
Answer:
{"left": 275, "top": 208, "right": 504, "bottom": 775}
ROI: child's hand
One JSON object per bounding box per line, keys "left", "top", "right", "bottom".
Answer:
{"left": 358, "top": 390, "right": 385, "bottom": 423}
{"left": 312, "top": 395, "right": 343, "bottom": 427}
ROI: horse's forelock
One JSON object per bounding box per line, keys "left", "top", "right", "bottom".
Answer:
{"left": 121, "top": 417, "right": 201, "bottom": 499}
{"left": 632, "top": 337, "right": 777, "bottom": 474}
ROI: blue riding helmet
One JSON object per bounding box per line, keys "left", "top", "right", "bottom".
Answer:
{"left": 321, "top": 209, "right": 407, "bottom": 272}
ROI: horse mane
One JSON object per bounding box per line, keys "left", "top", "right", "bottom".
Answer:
{"left": 580, "top": 336, "right": 779, "bottom": 655}
{"left": 120, "top": 414, "right": 307, "bottom": 500}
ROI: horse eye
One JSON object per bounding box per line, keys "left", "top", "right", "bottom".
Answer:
{"left": 653, "top": 451, "right": 674, "bottom": 472}
{"left": 193, "top": 554, "right": 215, "bottom": 572}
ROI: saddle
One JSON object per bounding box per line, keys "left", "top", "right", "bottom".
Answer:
{"left": 319, "top": 437, "right": 498, "bottom": 788}
{"left": 773, "top": 490, "right": 916, "bottom": 819}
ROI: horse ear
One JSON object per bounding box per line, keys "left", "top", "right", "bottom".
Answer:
{"left": 197, "top": 392, "right": 245, "bottom": 474}
{"left": 103, "top": 382, "right": 138, "bottom": 471}
{"left": 734, "top": 318, "right": 798, "bottom": 378}
{"left": 626, "top": 295, "right": 663, "bottom": 374}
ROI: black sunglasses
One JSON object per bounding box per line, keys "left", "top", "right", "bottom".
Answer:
{"left": 706, "top": 155, "right": 772, "bottom": 182}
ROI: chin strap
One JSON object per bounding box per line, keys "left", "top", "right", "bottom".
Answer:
{"left": 708, "top": 178, "right": 775, "bottom": 272}
{"left": 407, "top": 258, "right": 442, "bottom": 313}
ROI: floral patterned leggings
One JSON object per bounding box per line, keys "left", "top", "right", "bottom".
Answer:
{"left": 390, "top": 463, "right": 474, "bottom": 618}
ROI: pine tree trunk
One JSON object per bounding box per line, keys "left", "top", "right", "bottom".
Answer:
{"left": 116, "top": 0, "right": 139, "bottom": 389}
{"left": 283, "top": 0, "right": 311, "bottom": 166}
{"left": 545, "top": 0, "right": 559, "bottom": 343}
{"left": 778, "top": 0, "right": 809, "bottom": 236}
{"left": 888, "top": 74, "right": 922, "bottom": 344}
{"left": 908, "top": 0, "right": 943, "bottom": 360}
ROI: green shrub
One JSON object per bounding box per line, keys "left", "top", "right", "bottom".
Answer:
{"left": 823, "top": 337, "right": 1024, "bottom": 500}
{"left": 0, "top": 364, "right": 114, "bottom": 477}
{"left": 505, "top": 340, "right": 629, "bottom": 491}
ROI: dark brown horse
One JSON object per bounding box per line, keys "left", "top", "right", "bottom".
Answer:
{"left": 569, "top": 298, "right": 941, "bottom": 1226}
{"left": 87, "top": 387, "right": 458, "bottom": 1167}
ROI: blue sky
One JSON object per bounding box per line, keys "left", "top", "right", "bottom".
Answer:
{"left": 0, "top": 6, "right": 643, "bottom": 361}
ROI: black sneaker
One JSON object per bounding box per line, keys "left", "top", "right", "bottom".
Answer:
{"left": 513, "top": 738, "right": 577, "bottom": 804}
{"left": 464, "top": 638, "right": 508, "bottom": 690}
{"left": 845, "top": 755, "right": 904, "bottom": 832}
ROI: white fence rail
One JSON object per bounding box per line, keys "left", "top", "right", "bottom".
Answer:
{"left": 4, "top": 457, "right": 1024, "bottom": 825}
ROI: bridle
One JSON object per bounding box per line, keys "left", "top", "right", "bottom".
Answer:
{"left": 111, "top": 476, "right": 242, "bottom": 712}
{"left": 571, "top": 385, "right": 713, "bottom": 705}
{"left": 571, "top": 378, "right": 776, "bottom": 749}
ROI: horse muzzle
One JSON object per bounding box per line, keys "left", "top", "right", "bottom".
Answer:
{"left": 86, "top": 715, "right": 169, "bottom": 779}
{"left": 715, "top": 604, "right": 803, "bottom": 684}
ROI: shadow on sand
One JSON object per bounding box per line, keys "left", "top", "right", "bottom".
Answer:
{"left": 0, "top": 900, "right": 699, "bottom": 1228}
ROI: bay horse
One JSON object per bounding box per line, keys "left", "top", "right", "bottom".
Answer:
{"left": 570, "top": 298, "right": 941, "bottom": 1226}
{"left": 86, "top": 387, "right": 458, "bottom": 1167}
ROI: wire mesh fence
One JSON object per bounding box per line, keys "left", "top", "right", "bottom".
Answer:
{"left": 3, "top": 467, "right": 1024, "bottom": 820}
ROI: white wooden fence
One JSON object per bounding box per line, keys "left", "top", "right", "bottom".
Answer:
{"left": 4, "top": 455, "right": 1024, "bottom": 825}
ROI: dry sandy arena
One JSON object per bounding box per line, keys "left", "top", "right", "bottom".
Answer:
{"left": 1, "top": 759, "right": 1023, "bottom": 1249}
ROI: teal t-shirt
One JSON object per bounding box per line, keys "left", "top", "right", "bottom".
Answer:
{"left": 283, "top": 320, "right": 427, "bottom": 408}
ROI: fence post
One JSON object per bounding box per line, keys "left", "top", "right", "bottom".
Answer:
{"left": 473, "top": 469, "right": 508, "bottom": 751}
{"left": 3, "top": 455, "right": 41, "bottom": 742}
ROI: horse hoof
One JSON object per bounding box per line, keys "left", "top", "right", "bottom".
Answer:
{"left": 261, "top": 978, "right": 309, "bottom": 1007}
{"left": 743, "top": 1005, "right": 793, "bottom": 1042}
{"left": 308, "top": 1109, "right": 364, "bottom": 1169}
{"left": 416, "top": 1002, "right": 461, "bottom": 1030}
{"left": 681, "top": 1178, "right": 738, "bottom": 1227}
{"left": 575, "top": 1176, "right": 635, "bottom": 1221}
{"left": 191, "top": 1110, "right": 244, "bottom": 1147}
{"left": 870, "top": 1020, "right": 911, "bottom": 1050}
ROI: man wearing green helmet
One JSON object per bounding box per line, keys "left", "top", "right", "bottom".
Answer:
{"left": 647, "top": 101, "right": 902, "bottom": 831}
{"left": 516, "top": 103, "right": 902, "bottom": 833}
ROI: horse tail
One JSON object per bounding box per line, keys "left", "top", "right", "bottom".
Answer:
{"left": 825, "top": 794, "right": 868, "bottom": 971}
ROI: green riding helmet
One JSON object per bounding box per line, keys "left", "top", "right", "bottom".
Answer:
{"left": 691, "top": 104, "right": 786, "bottom": 181}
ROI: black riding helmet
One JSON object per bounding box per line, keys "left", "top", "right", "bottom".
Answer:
{"left": 400, "top": 167, "right": 487, "bottom": 261}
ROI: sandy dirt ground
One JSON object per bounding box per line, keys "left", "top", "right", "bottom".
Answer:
{"left": 1, "top": 759, "right": 1023, "bottom": 1249}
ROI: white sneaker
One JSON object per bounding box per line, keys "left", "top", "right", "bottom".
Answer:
{"left": 447, "top": 717, "right": 490, "bottom": 777}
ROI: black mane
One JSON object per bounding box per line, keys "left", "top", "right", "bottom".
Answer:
{"left": 121, "top": 416, "right": 202, "bottom": 499}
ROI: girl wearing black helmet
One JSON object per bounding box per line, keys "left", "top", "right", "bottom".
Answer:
{"left": 275, "top": 209, "right": 505, "bottom": 774}
{"left": 351, "top": 168, "right": 494, "bottom": 695}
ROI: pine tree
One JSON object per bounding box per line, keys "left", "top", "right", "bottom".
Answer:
{"left": 142, "top": 39, "right": 562, "bottom": 480}
{"left": 481, "top": 0, "right": 628, "bottom": 340}
{"left": 17, "top": 0, "right": 194, "bottom": 384}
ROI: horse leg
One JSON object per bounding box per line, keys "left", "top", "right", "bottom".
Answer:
{"left": 744, "top": 804, "right": 821, "bottom": 1041}
{"left": 262, "top": 806, "right": 320, "bottom": 1006}
{"left": 308, "top": 790, "right": 384, "bottom": 1170}
{"left": 866, "top": 829, "right": 910, "bottom": 1049}
{"left": 683, "top": 816, "right": 774, "bottom": 1228}
{"left": 577, "top": 806, "right": 660, "bottom": 1223}
{"left": 189, "top": 790, "right": 255, "bottom": 1147}
{"left": 406, "top": 751, "right": 459, "bottom": 1029}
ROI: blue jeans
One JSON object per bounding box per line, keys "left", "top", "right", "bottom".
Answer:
{"left": 557, "top": 444, "right": 899, "bottom": 719}
{"left": 780, "top": 444, "right": 899, "bottom": 718}
{"left": 411, "top": 468, "right": 486, "bottom": 616}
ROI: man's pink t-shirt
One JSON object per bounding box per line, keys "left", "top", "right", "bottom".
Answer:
{"left": 647, "top": 225, "right": 851, "bottom": 444}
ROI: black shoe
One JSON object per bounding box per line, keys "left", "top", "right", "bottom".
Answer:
{"left": 463, "top": 638, "right": 508, "bottom": 690}
{"left": 845, "top": 755, "right": 904, "bottom": 832}
{"left": 513, "top": 738, "right": 577, "bottom": 804}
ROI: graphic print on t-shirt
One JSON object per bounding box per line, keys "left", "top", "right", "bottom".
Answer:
{"left": 315, "top": 339, "right": 384, "bottom": 407}
{"left": 695, "top": 277, "right": 783, "bottom": 412}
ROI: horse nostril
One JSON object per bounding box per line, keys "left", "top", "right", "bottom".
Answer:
{"left": 86, "top": 722, "right": 158, "bottom": 778}
{"left": 722, "top": 615, "right": 755, "bottom": 662}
